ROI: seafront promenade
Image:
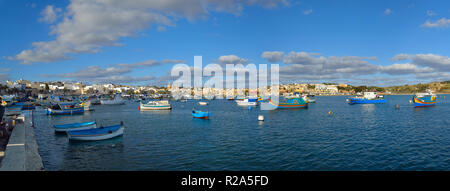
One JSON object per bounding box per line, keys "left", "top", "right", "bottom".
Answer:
{"left": 0, "top": 110, "right": 44, "bottom": 171}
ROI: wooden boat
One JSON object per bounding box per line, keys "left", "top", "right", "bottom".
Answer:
{"left": 268, "top": 96, "right": 308, "bottom": 109}
{"left": 54, "top": 121, "right": 97, "bottom": 133}
{"left": 81, "top": 101, "right": 94, "bottom": 111}
{"left": 139, "top": 100, "right": 171, "bottom": 110}
{"left": 67, "top": 122, "right": 124, "bottom": 141}
{"left": 348, "top": 92, "right": 385, "bottom": 104}
{"left": 46, "top": 103, "right": 84, "bottom": 115}
{"left": 192, "top": 110, "right": 210, "bottom": 119}
{"left": 412, "top": 90, "right": 436, "bottom": 107}
{"left": 100, "top": 96, "right": 125, "bottom": 105}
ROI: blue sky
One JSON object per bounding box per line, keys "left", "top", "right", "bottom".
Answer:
{"left": 1, "top": 0, "right": 449, "bottom": 86}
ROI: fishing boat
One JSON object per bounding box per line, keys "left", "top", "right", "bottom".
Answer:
{"left": 306, "top": 95, "right": 316, "bottom": 103}
{"left": 268, "top": 96, "right": 308, "bottom": 109}
{"left": 81, "top": 101, "right": 94, "bottom": 111}
{"left": 192, "top": 110, "right": 210, "bottom": 119}
{"left": 348, "top": 92, "right": 386, "bottom": 104}
{"left": 54, "top": 121, "right": 97, "bottom": 133}
{"left": 235, "top": 98, "right": 258, "bottom": 106}
{"left": 139, "top": 100, "right": 171, "bottom": 110}
{"left": 412, "top": 90, "right": 436, "bottom": 107}
{"left": 198, "top": 101, "right": 209, "bottom": 105}
{"left": 46, "top": 103, "right": 84, "bottom": 115}
{"left": 67, "top": 122, "right": 124, "bottom": 141}
{"left": 100, "top": 95, "right": 125, "bottom": 105}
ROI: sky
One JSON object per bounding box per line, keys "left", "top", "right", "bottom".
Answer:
{"left": 0, "top": 0, "right": 449, "bottom": 87}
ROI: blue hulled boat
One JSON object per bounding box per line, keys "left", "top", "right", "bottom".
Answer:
{"left": 348, "top": 92, "right": 386, "bottom": 104}
{"left": 192, "top": 110, "right": 210, "bottom": 119}
{"left": 46, "top": 103, "right": 84, "bottom": 115}
{"left": 67, "top": 122, "right": 124, "bottom": 141}
{"left": 412, "top": 90, "right": 436, "bottom": 107}
{"left": 54, "top": 121, "right": 97, "bottom": 133}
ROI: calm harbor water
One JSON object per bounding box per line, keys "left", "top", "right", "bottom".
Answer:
{"left": 33, "top": 95, "right": 450, "bottom": 170}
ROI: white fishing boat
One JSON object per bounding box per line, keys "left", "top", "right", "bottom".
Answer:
{"left": 100, "top": 95, "right": 125, "bottom": 105}
{"left": 198, "top": 101, "right": 209, "bottom": 105}
{"left": 236, "top": 98, "right": 258, "bottom": 106}
{"left": 139, "top": 100, "right": 171, "bottom": 110}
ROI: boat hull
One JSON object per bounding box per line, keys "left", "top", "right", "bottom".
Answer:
{"left": 192, "top": 111, "right": 210, "bottom": 119}
{"left": 412, "top": 96, "right": 436, "bottom": 107}
{"left": 348, "top": 98, "right": 386, "bottom": 104}
{"left": 100, "top": 100, "right": 125, "bottom": 105}
{"left": 46, "top": 107, "right": 84, "bottom": 115}
{"left": 140, "top": 103, "right": 171, "bottom": 110}
{"left": 67, "top": 125, "right": 124, "bottom": 141}
{"left": 268, "top": 98, "right": 308, "bottom": 109}
{"left": 54, "top": 123, "right": 97, "bottom": 133}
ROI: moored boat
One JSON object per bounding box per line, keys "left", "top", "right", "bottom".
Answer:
{"left": 139, "top": 100, "right": 171, "bottom": 110}
{"left": 67, "top": 122, "right": 124, "bottom": 141}
{"left": 192, "top": 110, "right": 210, "bottom": 119}
{"left": 306, "top": 95, "right": 316, "bottom": 103}
{"left": 268, "top": 96, "right": 308, "bottom": 109}
{"left": 348, "top": 92, "right": 385, "bottom": 104}
{"left": 46, "top": 103, "right": 84, "bottom": 115}
{"left": 100, "top": 95, "right": 125, "bottom": 105}
{"left": 412, "top": 90, "right": 436, "bottom": 107}
{"left": 235, "top": 98, "right": 258, "bottom": 106}
{"left": 54, "top": 121, "right": 97, "bottom": 133}
{"left": 198, "top": 101, "right": 209, "bottom": 105}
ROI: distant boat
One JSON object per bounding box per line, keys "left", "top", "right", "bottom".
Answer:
{"left": 67, "top": 122, "right": 124, "bottom": 141}
{"left": 306, "top": 95, "right": 316, "bottom": 103}
{"left": 348, "top": 92, "right": 386, "bottom": 104}
{"left": 140, "top": 100, "right": 171, "bottom": 110}
{"left": 192, "top": 110, "right": 210, "bottom": 119}
{"left": 46, "top": 103, "right": 84, "bottom": 115}
{"left": 236, "top": 98, "right": 258, "bottom": 106}
{"left": 268, "top": 96, "right": 308, "bottom": 109}
{"left": 54, "top": 121, "right": 97, "bottom": 133}
{"left": 412, "top": 90, "right": 436, "bottom": 107}
{"left": 198, "top": 101, "right": 209, "bottom": 105}
{"left": 81, "top": 101, "right": 94, "bottom": 111}
{"left": 100, "top": 95, "right": 125, "bottom": 105}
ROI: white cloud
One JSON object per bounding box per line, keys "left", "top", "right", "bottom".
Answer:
{"left": 303, "top": 9, "right": 313, "bottom": 15}
{"left": 379, "top": 63, "right": 434, "bottom": 75}
{"left": 39, "top": 5, "right": 62, "bottom": 24}
{"left": 422, "top": 18, "right": 450, "bottom": 28}
{"left": 217, "top": 55, "right": 248, "bottom": 65}
{"left": 13, "top": 0, "right": 290, "bottom": 64}
{"left": 426, "top": 10, "right": 436, "bottom": 16}
{"left": 261, "top": 51, "right": 284, "bottom": 62}
{"left": 384, "top": 8, "right": 392, "bottom": 15}
{"left": 390, "top": 54, "right": 412, "bottom": 61}
{"left": 44, "top": 59, "right": 184, "bottom": 82}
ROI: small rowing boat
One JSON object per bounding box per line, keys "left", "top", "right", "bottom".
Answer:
{"left": 67, "top": 122, "right": 124, "bottom": 141}
{"left": 54, "top": 121, "right": 97, "bottom": 133}
{"left": 192, "top": 110, "right": 210, "bottom": 119}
